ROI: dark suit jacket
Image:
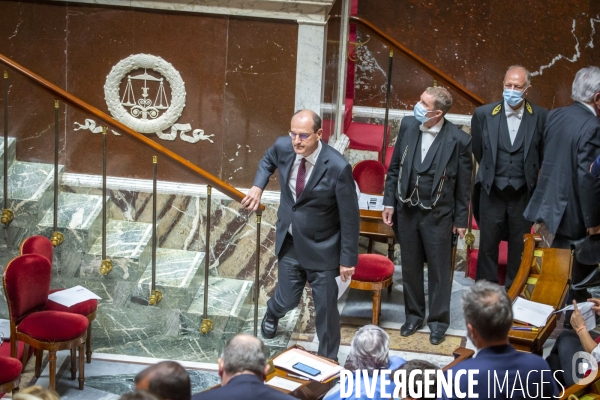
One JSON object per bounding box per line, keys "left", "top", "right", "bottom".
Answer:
{"left": 253, "top": 137, "right": 359, "bottom": 271}
{"left": 192, "top": 374, "right": 297, "bottom": 400}
{"left": 383, "top": 116, "right": 472, "bottom": 228}
{"left": 441, "top": 344, "right": 558, "bottom": 399}
{"left": 524, "top": 102, "right": 600, "bottom": 239}
{"left": 471, "top": 100, "right": 548, "bottom": 195}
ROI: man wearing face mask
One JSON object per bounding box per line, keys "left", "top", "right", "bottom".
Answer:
{"left": 470, "top": 65, "right": 547, "bottom": 290}
{"left": 382, "top": 87, "right": 472, "bottom": 345}
{"left": 525, "top": 67, "right": 600, "bottom": 324}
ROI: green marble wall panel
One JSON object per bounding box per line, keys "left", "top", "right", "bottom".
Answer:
{"left": 0, "top": 137, "right": 16, "bottom": 171}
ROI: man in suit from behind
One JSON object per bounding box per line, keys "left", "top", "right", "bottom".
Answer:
{"left": 382, "top": 87, "right": 472, "bottom": 345}
{"left": 524, "top": 66, "right": 600, "bottom": 322}
{"left": 192, "top": 334, "right": 296, "bottom": 400}
{"left": 471, "top": 65, "right": 547, "bottom": 289}
{"left": 241, "top": 109, "right": 359, "bottom": 360}
{"left": 440, "top": 281, "right": 558, "bottom": 399}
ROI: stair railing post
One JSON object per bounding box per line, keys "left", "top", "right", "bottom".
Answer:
{"left": 200, "top": 186, "right": 213, "bottom": 334}
{"left": 149, "top": 156, "right": 162, "bottom": 305}
{"left": 1, "top": 71, "right": 13, "bottom": 227}
{"left": 381, "top": 50, "right": 394, "bottom": 165}
{"left": 50, "top": 100, "right": 63, "bottom": 247}
{"left": 99, "top": 127, "right": 112, "bottom": 276}
{"left": 253, "top": 211, "right": 262, "bottom": 337}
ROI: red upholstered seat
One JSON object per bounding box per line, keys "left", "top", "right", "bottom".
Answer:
{"left": 346, "top": 122, "right": 391, "bottom": 157}
{"left": 0, "top": 356, "right": 22, "bottom": 385}
{"left": 354, "top": 254, "right": 394, "bottom": 282}
{"left": 17, "top": 311, "right": 89, "bottom": 342}
{"left": 353, "top": 160, "right": 385, "bottom": 195}
{"left": 47, "top": 289, "right": 98, "bottom": 316}
{"left": 20, "top": 235, "right": 53, "bottom": 263}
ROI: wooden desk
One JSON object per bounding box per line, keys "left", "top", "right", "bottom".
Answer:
{"left": 359, "top": 209, "right": 395, "bottom": 260}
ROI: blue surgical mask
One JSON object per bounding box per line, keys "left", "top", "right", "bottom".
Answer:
{"left": 503, "top": 89, "right": 525, "bottom": 107}
{"left": 413, "top": 102, "right": 432, "bottom": 123}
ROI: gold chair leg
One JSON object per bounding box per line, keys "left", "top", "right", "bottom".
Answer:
{"left": 20, "top": 343, "right": 29, "bottom": 372}
{"left": 372, "top": 290, "right": 382, "bottom": 325}
{"left": 49, "top": 351, "right": 57, "bottom": 391}
{"left": 78, "top": 343, "right": 85, "bottom": 390}
{"left": 70, "top": 348, "right": 76, "bottom": 380}
{"left": 86, "top": 323, "right": 93, "bottom": 363}
{"left": 34, "top": 349, "right": 43, "bottom": 377}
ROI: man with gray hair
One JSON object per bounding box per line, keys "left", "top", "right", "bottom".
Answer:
{"left": 324, "top": 325, "right": 405, "bottom": 400}
{"left": 192, "top": 334, "right": 295, "bottom": 400}
{"left": 525, "top": 67, "right": 600, "bottom": 320}
{"left": 383, "top": 87, "right": 472, "bottom": 345}
{"left": 440, "top": 281, "right": 558, "bottom": 398}
{"left": 471, "top": 65, "right": 548, "bottom": 289}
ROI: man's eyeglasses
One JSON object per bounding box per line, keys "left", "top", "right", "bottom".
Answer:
{"left": 288, "top": 131, "right": 315, "bottom": 141}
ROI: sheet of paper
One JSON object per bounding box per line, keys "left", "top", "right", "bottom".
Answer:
{"left": 556, "top": 302, "right": 597, "bottom": 331}
{"left": 0, "top": 319, "right": 9, "bottom": 339}
{"left": 266, "top": 376, "right": 303, "bottom": 391}
{"left": 273, "top": 348, "right": 343, "bottom": 382}
{"left": 336, "top": 276, "right": 351, "bottom": 300}
{"left": 512, "top": 297, "right": 554, "bottom": 327}
{"left": 358, "top": 194, "right": 384, "bottom": 211}
{"left": 48, "top": 285, "right": 102, "bottom": 308}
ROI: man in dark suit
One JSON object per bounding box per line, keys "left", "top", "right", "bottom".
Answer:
{"left": 525, "top": 66, "right": 600, "bottom": 318}
{"left": 471, "top": 65, "right": 548, "bottom": 289}
{"left": 192, "top": 334, "right": 296, "bottom": 400}
{"left": 441, "top": 281, "right": 559, "bottom": 399}
{"left": 242, "top": 109, "right": 359, "bottom": 360}
{"left": 382, "top": 87, "right": 472, "bottom": 345}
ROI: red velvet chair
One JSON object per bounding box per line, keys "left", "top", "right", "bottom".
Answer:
{"left": 466, "top": 218, "right": 509, "bottom": 285}
{"left": 352, "top": 160, "right": 385, "bottom": 195}
{"left": 350, "top": 254, "right": 395, "bottom": 325}
{"left": 0, "top": 356, "right": 21, "bottom": 396}
{"left": 20, "top": 235, "right": 98, "bottom": 363}
{"left": 3, "top": 254, "right": 89, "bottom": 390}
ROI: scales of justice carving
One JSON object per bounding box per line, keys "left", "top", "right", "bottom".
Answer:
{"left": 75, "top": 54, "right": 214, "bottom": 143}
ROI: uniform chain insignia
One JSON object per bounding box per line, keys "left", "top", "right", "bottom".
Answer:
{"left": 526, "top": 101, "right": 533, "bottom": 115}
{"left": 491, "top": 104, "right": 502, "bottom": 116}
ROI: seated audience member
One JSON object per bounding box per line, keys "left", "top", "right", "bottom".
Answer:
{"left": 392, "top": 360, "right": 439, "bottom": 400}
{"left": 12, "top": 386, "right": 60, "bottom": 400}
{"left": 547, "top": 298, "right": 600, "bottom": 387}
{"left": 119, "top": 390, "right": 161, "bottom": 400}
{"left": 192, "top": 334, "right": 296, "bottom": 400}
{"left": 135, "top": 360, "right": 191, "bottom": 400}
{"left": 441, "top": 281, "right": 558, "bottom": 399}
{"left": 325, "top": 325, "right": 406, "bottom": 400}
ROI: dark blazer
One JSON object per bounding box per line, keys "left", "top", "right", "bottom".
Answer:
{"left": 383, "top": 116, "right": 472, "bottom": 228}
{"left": 524, "top": 102, "right": 600, "bottom": 239}
{"left": 471, "top": 100, "right": 548, "bottom": 195}
{"left": 192, "top": 374, "right": 297, "bottom": 400}
{"left": 441, "top": 345, "right": 558, "bottom": 399}
{"left": 253, "top": 137, "right": 359, "bottom": 270}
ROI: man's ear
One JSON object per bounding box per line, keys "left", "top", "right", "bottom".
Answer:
{"left": 217, "top": 358, "right": 224, "bottom": 377}
{"left": 263, "top": 364, "right": 271, "bottom": 380}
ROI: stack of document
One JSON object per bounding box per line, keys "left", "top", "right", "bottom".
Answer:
{"left": 272, "top": 348, "right": 343, "bottom": 382}
{"left": 48, "top": 285, "right": 102, "bottom": 307}
{"left": 358, "top": 194, "right": 384, "bottom": 211}
{"left": 556, "top": 302, "right": 598, "bottom": 331}
{"left": 512, "top": 297, "right": 554, "bottom": 327}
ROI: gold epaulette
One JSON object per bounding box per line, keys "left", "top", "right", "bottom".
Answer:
{"left": 526, "top": 101, "right": 533, "bottom": 115}
{"left": 491, "top": 104, "right": 502, "bottom": 116}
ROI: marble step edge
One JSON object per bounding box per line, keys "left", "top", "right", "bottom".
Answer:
{"left": 38, "top": 192, "right": 110, "bottom": 230}
{"left": 0, "top": 136, "right": 16, "bottom": 167}
{"left": 1, "top": 161, "right": 65, "bottom": 201}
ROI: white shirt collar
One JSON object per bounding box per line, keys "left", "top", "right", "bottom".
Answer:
{"left": 296, "top": 139, "right": 322, "bottom": 165}
{"left": 579, "top": 101, "right": 598, "bottom": 116}
{"left": 504, "top": 100, "right": 525, "bottom": 119}
{"left": 420, "top": 118, "right": 445, "bottom": 134}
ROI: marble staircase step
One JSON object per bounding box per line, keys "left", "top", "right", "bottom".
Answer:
{"left": 0, "top": 136, "right": 16, "bottom": 171}
{"left": 0, "top": 161, "right": 64, "bottom": 230}
{"left": 77, "top": 219, "right": 153, "bottom": 281}
{"left": 133, "top": 248, "right": 206, "bottom": 310}
{"left": 182, "top": 277, "right": 254, "bottom": 339}
{"left": 242, "top": 305, "right": 302, "bottom": 358}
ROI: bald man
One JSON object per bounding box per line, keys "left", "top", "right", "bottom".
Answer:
{"left": 471, "top": 65, "right": 548, "bottom": 289}
{"left": 242, "top": 110, "right": 359, "bottom": 360}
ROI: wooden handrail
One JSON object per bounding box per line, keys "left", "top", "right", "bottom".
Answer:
{"left": 332, "top": 15, "right": 485, "bottom": 107}
{"left": 0, "top": 53, "right": 264, "bottom": 211}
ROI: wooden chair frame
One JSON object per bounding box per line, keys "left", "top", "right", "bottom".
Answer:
{"left": 349, "top": 277, "right": 393, "bottom": 325}
{"left": 0, "top": 374, "right": 21, "bottom": 395}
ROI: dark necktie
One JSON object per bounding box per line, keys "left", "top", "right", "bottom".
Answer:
{"left": 296, "top": 158, "right": 306, "bottom": 200}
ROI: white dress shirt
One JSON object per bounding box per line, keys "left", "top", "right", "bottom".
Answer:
{"left": 287, "top": 140, "right": 322, "bottom": 234}
{"left": 579, "top": 101, "right": 597, "bottom": 116}
{"left": 420, "top": 118, "right": 445, "bottom": 162}
{"left": 504, "top": 100, "right": 524, "bottom": 145}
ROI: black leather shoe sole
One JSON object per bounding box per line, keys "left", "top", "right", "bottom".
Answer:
{"left": 261, "top": 313, "right": 279, "bottom": 339}
{"left": 400, "top": 322, "right": 419, "bottom": 337}
{"left": 430, "top": 331, "right": 446, "bottom": 345}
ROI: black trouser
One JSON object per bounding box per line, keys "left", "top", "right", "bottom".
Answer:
{"left": 396, "top": 204, "right": 452, "bottom": 333}
{"left": 476, "top": 185, "right": 531, "bottom": 289}
{"left": 267, "top": 234, "right": 340, "bottom": 360}
{"left": 547, "top": 330, "right": 590, "bottom": 387}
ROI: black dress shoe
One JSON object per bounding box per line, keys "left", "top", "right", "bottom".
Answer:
{"left": 430, "top": 330, "right": 446, "bottom": 345}
{"left": 261, "top": 311, "right": 279, "bottom": 339}
{"left": 400, "top": 322, "right": 420, "bottom": 337}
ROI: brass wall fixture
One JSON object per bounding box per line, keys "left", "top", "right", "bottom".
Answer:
{"left": 464, "top": 231, "right": 475, "bottom": 247}
{"left": 200, "top": 318, "right": 213, "bottom": 334}
{"left": 1, "top": 209, "right": 13, "bottom": 225}
{"left": 99, "top": 259, "right": 112, "bottom": 276}
{"left": 50, "top": 231, "right": 64, "bottom": 247}
{"left": 149, "top": 289, "right": 162, "bottom": 306}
